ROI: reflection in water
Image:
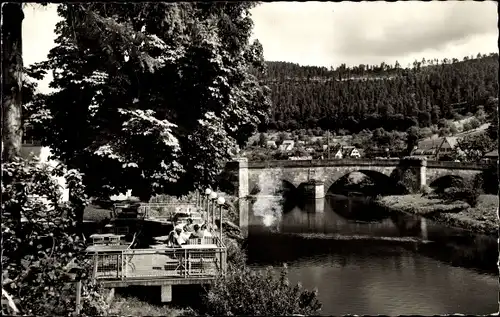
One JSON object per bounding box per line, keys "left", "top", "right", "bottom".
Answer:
{"left": 247, "top": 194, "right": 498, "bottom": 316}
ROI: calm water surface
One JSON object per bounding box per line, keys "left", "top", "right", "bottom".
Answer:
{"left": 246, "top": 195, "right": 498, "bottom": 316}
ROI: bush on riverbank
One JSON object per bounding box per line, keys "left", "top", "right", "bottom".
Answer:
{"left": 202, "top": 265, "right": 321, "bottom": 316}
{"left": 437, "top": 187, "right": 480, "bottom": 207}
{"left": 476, "top": 163, "right": 499, "bottom": 195}
{"left": 197, "top": 222, "right": 322, "bottom": 316}
{"left": 377, "top": 194, "right": 498, "bottom": 235}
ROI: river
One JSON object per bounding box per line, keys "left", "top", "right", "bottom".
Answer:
{"left": 245, "top": 194, "right": 499, "bottom": 316}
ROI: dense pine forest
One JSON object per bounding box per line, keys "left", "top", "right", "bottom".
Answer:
{"left": 257, "top": 53, "right": 499, "bottom": 133}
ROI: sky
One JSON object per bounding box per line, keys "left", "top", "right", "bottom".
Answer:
{"left": 23, "top": 1, "right": 499, "bottom": 92}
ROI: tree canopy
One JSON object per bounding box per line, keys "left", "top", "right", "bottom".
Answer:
{"left": 29, "top": 2, "right": 270, "bottom": 200}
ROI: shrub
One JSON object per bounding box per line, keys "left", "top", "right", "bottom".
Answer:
{"left": 396, "top": 169, "right": 420, "bottom": 194}
{"left": 421, "top": 185, "right": 433, "bottom": 196}
{"left": 223, "top": 236, "right": 247, "bottom": 268}
{"left": 480, "top": 164, "right": 499, "bottom": 195}
{"left": 2, "top": 158, "right": 108, "bottom": 316}
{"left": 202, "top": 265, "right": 321, "bottom": 316}
{"left": 438, "top": 187, "right": 480, "bottom": 207}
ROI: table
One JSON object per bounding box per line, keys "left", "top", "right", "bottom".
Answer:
{"left": 180, "top": 244, "right": 218, "bottom": 249}
{"left": 89, "top": 233, "right": 125, "bottom": 245}
{"left": 151, "top": 244, "right": 170, "bottom": 249}
{"left": 153, "top": 235, "right": 170, "bottom": 243}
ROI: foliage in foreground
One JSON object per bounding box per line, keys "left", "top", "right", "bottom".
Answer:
{"left": 1, "top": 158, "right": 108, "bottom": 316}
{"left": 203, "top": 264, "right": 321, "bottom": 316}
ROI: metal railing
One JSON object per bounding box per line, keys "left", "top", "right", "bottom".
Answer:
{"left": 139, "top": 203, "right": 199, "bottom": 219}
{"left": 90, "top": 237, "right": 226, "bottom": 281}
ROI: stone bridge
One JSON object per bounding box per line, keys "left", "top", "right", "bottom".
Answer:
{"left": 224, "top": 158, "right": 489, "bottom": 232}
{"left": 228, "top": 158, "right": 488, "bottom": 199}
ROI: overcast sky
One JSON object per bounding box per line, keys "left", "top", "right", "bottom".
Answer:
{"left": 23, "top": 1, "right": 498, "bottom": 92}
{"left": 250, "top": 1, "right": 498, "bottom": 67}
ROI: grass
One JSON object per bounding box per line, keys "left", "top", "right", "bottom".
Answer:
{"left": 83, "top": 204, "right": 113, "bottom": 222}
{"left": 108, "top": 294, "right": 194, "bottom": 316}
{"left": 377, "top": 194, "right": 498, "bottom": 235}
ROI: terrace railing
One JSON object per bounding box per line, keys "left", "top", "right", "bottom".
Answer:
{"left": 90, "top": 236, "right": 226, "bottom": 281}
{"left": 139, "top": 203, "right": 199, "bottom": 219}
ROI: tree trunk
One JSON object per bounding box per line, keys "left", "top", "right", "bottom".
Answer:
{"left": 2, "top": 3, "right": 24, "bottom": 163}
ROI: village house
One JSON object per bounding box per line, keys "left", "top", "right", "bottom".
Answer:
{"left": 437, "top": 137, "right": 459, "bottom": 158}
{"left": 330, "top": 145, "right": 361, "bottom": 159}
{"left": 279, "top": 140, "right": 295, "bottom": 152}
{"left": 412, "top": 137, "right": 444, "bottom": 160}
{"left": 331, "top": 145, "right": 343, "bottom": 159}
{"left": 266, "top": 140, "right": 277, "bottom": 149}
{"left": 412, "top": 136, "right": 460, "bottom": 160}
{"left": 342, "top": 146, "right": 362, "bottom": 158}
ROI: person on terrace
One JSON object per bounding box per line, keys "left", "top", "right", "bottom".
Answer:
{"left": 167, "top": 225, "right": 187, "bottom": 247}
{"left": 184, "top": 218, "right": 195, "bottom": 232}
{"left": 190, "top": 224, "right": 204, "bottom": 239}
{"left": 201, "top": 223, "right": 213, "bottom": 237}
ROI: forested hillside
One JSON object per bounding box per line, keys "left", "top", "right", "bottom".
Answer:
{"left": 258, "top": 53, "right": 499, "bottom": 133}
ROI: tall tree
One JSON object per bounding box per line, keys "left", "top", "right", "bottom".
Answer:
{"left": 2, "top": 3, "right": 24, "bottom": 162}
{"left": 457, "top": 133, "right": 496, "bottom": 162}
{"left": 30, "top": 3, "right": 270, "bottom": 199}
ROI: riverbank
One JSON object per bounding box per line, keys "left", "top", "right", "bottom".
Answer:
{"left": 376, "top": 194, "right": 498, "bottom": 235}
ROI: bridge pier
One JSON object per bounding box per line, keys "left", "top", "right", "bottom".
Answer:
{"left": 419, "top": 159, "right": 427, "bottom": 189}
{"left": 303, "top": 180, "right": 325, "bottom": 200}
{"left": 314, "top": 198, "right": 324, "bottom": 213}
{"left": 160, "top": 285, "right": 172, "bottom": 302}
{"left": 236, "top": 158, "right": 249, "bottom": 237}
{"left": 314, "top": 181, "right": 325, "bottom": 199}
{"left": 420, "top": 217, "right": 428, "bottom": 240}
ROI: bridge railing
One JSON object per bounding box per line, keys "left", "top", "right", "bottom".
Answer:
{"left": 90, "top": 237, "right": 226, "bottom": 281}
{"left": 246, "top": 158, "right": 490, "bottom": 170}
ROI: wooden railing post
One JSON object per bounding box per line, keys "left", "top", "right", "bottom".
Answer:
{"left": 75, "top": 280, "right": 82, "bottom": 314}
{"left": 121, "top": 252, "right": 125, "bottom": 280}
{"left": 92, "top": 253, "right": 98, "bottom": 280}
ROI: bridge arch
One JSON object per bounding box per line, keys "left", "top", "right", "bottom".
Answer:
{"left": 249, "top": 179, "right": 296, "bottom": 196}
{"left": 429, "top": 175, "right": 465, "bottom": 192}
{"left": 325, "top": 169, "right": 405, "bottom": 195}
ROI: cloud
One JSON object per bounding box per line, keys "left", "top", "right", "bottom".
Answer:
{"left": 332, "top": 1, "right": 498, "bottom": 57}
{"left": 251, "top": 1, "right": 498, "bottom": 67}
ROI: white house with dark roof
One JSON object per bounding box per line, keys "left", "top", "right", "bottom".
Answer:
{"left": 330, "top": 145, "right": 361, "bottom": 159}
{"left": 266, "top": 140, "right": 277, "bottom": 149}
{"left": 437, "top": 137, "right": 459, "bottom": 157}
{"left": 279, "top": 140, "right": 295, "bottom": 152}
{"left": 342, "top": 146, "right": 361, "bottom": 158}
